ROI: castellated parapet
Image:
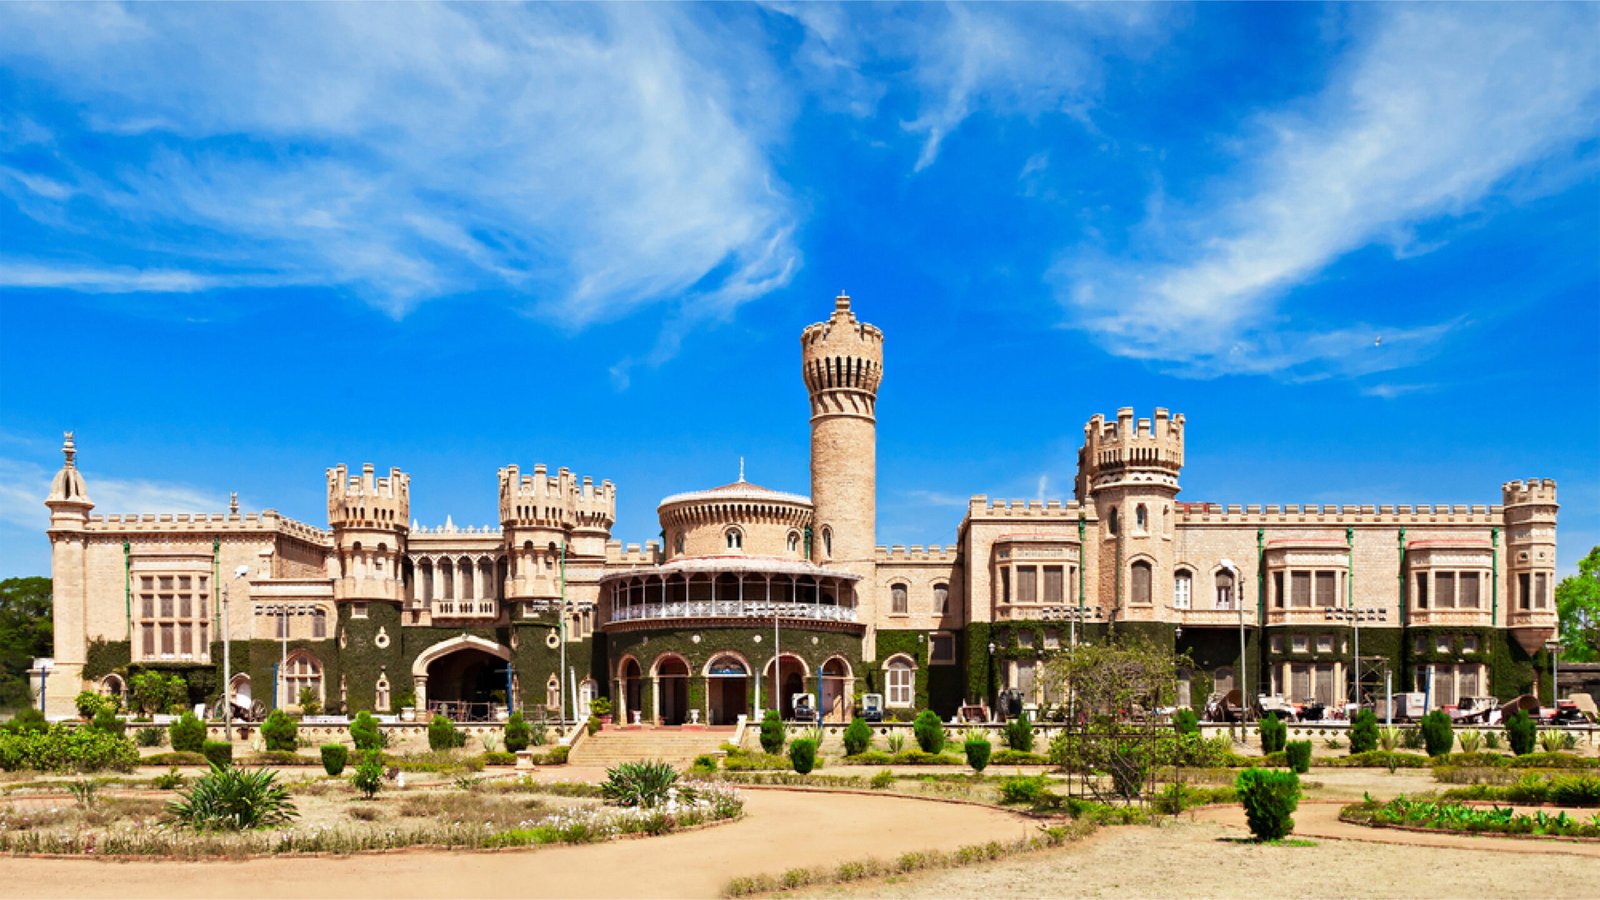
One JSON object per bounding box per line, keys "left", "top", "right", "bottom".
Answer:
{"left": 498, "top": 464, "right": 617, "bottom": 537}
{"left": 801, "top": 292, "right": 885, "bottom": 422}
{"left": 1502, "top": 478, "right": 1559, "bottom": 509}
{"left": 1076, "top": 407, "right": 1185, "bottom": 498}
{"left": 326, "top": 464, "right": 410, "bottom": 529}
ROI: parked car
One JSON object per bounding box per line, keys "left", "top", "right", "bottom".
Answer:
{"left": 790, "top": 693, "right": 817, "bottom": 723}
{"left": 1450, "top": 695, "right": 1500, "bottom": 725}
{"left": 1387, "top": 692, "right": 1429, "bottom": 722}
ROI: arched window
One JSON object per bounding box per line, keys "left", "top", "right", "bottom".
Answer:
{"left": 375, "top": 674, "right": 391, "bottom": 712}
{"left": 933, "top": 583, "right": 949, "bottom": 614}
{"left": 884, "top": 656, "right": 915, "bottom": 708}
{"left": 1131, "top": 560, "right": 1152, "bottom": 605}
{"left": 1108, "top": 507, "right": 1119, "bottom": 535}
{"left": 673, "top": 533, "right": 685, "bottom": 555}
{"left": 1215, "top": 570, "right": 1235, "bottom": 610}
{"left": 1173, "top": 571, "right": 1192, "bottom": 610}
{"left": 284, "top": 651, "right": 323, "bottom": 707}
{"left": 787, "top": 531, "right": 800, "bottom": 554}
{"left": 725, "top": 528, "right": 743, "bottom": 550}
{"left": 890, "top": 583, "right": 908, "bottom": 615}
{"left": 546, "top": 674, "right": 561, "bottom": 710}
{"left": 1135, "top": 504, "right": 1148, "bottom": 532}
{"left": 821, "top": 526, "right": 832, "bottom": 558}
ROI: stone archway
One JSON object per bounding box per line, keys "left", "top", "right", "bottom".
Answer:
{"left": 652, "top": 654, "right": 691, "bottom": 726}
{"left": 412, "top": 635, "right": 513, "bottom": 721}
{"left": 761, "top": 654, "right": 810, "bottom": 720}
{"left": 704, "top": 653, "right": 751, "bottom": 726}
{"left": 819, "top": 656, "right": 854, "bottom": 723}
{"left": 616, "top": 656, "right": 644, "bottom": 725}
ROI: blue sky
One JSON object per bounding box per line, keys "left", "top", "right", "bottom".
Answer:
{"left": 1, "top": 3, "right": 1596, "bottom": 580}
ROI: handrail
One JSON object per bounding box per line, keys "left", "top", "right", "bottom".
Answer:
{"left": 608, "top": 600, "right": 857, "bottom": 624}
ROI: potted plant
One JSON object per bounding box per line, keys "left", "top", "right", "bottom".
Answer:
{"left": 591, "top": 697, "right": 613, "bottom": 726}
{"left": 396, "top": 690, "right": 416, "bottom": 722}
{"left": 490, "top": 689, "right": 509, "bottom": 722}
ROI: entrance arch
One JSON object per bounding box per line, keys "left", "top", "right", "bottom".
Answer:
{"left": 413, "top": 635, "right": 512, "bottom": 721}
{"left": 652, "top": 654, "right": 691, "bottom": 726}
{"left": 704, "top": 653, "right": 751, "bottom": 725}
{"left": 762, "top": 654, "right": 810, "bottom": 719}
{"left": 819, "top": 656, "right": 854, "bottom": 723}
{"left": 617, "top": 656, "right": 644, "bottom": 724}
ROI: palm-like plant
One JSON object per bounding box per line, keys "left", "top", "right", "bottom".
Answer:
{"left": 167, "top": 764, "right": 298, "bottom": 830}
{"left": 601, "top": 760, "right": 686, "bottom": 808}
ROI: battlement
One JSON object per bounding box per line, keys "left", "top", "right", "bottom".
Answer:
{"left": 875, "top": 543, "right": 959, "bottom": 563}
{"left": 605, "top": 540, "right": 663, "bottom": 566}
{"left": 1501, "top": 478, "right": 1558, "bottom": 508}
{"left": 801, "top": 293, "right": 884, "bottom": 400}
{"left": 1079, "top": 407, "right": 1185, "bottom": 485}
{"left": 498, "top": 463, "right": 617, "bottom": 532}
{"left": 1175, "top": 503, "right": 1503, "bottom": 526}
{"left": 326, "top": 463, "right": 409, "bottom": 529}
{"left": 87, "top": 510, "right": 331, "bottom": 545}
{"left": 966, "top": 497, "right": 1086, "bottom": 520}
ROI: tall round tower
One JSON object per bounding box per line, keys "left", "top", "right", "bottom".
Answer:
{"left": 1076, "top": 408, "right": 1186, "bottom": 618}
{"left": 802, "top": 293, "right": 883, "bottom": 571}
{"left": 326, "top": 463, "right": 410, "bottom": 604}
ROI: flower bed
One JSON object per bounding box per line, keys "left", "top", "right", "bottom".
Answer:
{"left": 1341, "top": 795, "right": 1600, "bottom": 840}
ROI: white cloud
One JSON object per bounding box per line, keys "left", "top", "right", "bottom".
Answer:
{"left": 0, "top": 455, "right": 228, "bottom": 534}
{"left": 0, "top": 4, "right": 800, "bottom": 325}
{"left": 1056, "top": 5, "right": 1600, "bottom": 379}
{"left": 0, "top": 261, "right": 256, "bottom": 294}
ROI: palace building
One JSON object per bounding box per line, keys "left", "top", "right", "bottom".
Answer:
{"left": 39, "top": 294, "right": 1561, "bottom": 723}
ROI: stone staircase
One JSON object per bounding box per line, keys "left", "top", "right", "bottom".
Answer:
{"left": 569, "top": 726, "right": 736, "bottom": 768}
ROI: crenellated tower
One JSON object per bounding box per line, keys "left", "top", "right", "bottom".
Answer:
{"left": 499, "top": 464, "right": 616, "bottom": 601}
{"left": 1077, "top": 408, "right": 1186, "bottom": 617}
{"left": 42, "top": 432, "right": 93, "bottom": 717}
{"left": 1501, "top": 478, "right": 1559, "bottom": 653}
{"left": 326, "top": 463, "right": 410, "bottom": 603}
{"left": 802, "top": 293, "right": 883, "bottom": 579}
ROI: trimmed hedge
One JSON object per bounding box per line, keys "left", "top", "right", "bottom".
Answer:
{"left": 1259, "top": 714, "right": 1287, "bottom": 754}
{"left": 759, "top": 711, "right": 784, "bottom": 755}
{"left": 202, "top": 740, "right": 233, "bottom": 769}
{"left": 321, "top": 744, "right": 349, "bottom": 776}
{"left": 0, "top": 724, "right": 139, "bottom": 773}
{"left": 1506, "top": 709, "right": 1537, "bottom": 756}
{"left": 842, "top": 718, "right": 871, "bottom": 756}
{"left": 964, "top": 739, "right": 992, "bottom": 773}
{"left": 260, "top": 709, "right": 298, "bottom": 752}
{"left": 143, "top": 751, "right": 208, "bottom": 766}
{"left": 1236, "top": 767, "right": 1301, "bottom": 840}
{"left": 1421, "top": 711, "right": 1454, "bottom": 757}
{"left": 1349, "top": 709, "right": 1378, "bottom": 754}
{"left": 1284, "top": 741, "right": 1311, "bottom": 774}
{"left": 913, "top": 710, "right": 946, "bottom": 754}
{"left": 789, "top": 738, "right": 818, "bottom": 775}
{"left": 169, "top": 712, "right": 206, "bottom": 753}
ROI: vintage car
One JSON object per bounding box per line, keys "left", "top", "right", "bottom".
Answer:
{"left": 1450, "top": 695, "right": 1500, "bottom": 725}
{"left": 859, "top": 693, "right": 884, "bottom": 723}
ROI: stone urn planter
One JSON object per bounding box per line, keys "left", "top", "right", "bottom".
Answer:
{"left": 493, "top": 705, "right": 510, "bottom": 722}
{"left": 399, "top": 707, "right": 416, "bottom": 723}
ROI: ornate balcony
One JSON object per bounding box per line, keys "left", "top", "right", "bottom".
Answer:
{"left": 610, "top": 600, "right": 857, "bottom": 625}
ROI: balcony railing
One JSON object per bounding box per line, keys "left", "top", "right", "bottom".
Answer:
{"left": 432, "top": 600, "right": 499, "bottom": 618}
{"left": 610, "top": 600, "right": 857, "bottom": 624}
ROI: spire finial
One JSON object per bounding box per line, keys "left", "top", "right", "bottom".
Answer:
{"left": 229, "top": 491, "right": 239, "bottom": 515}
{"left": 62, "top": 431, "right": 76, "bottom": 468}
{"left": 835, "top": 291, "right": 850, "bottom": 312}
{"left": 738, "top": 456, "right": 745, "bottom": 483}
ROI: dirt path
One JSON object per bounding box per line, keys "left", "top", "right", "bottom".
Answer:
{"left": 2, "top": 789, "right": 1030, "bottom": 900}
{"left": 1195, "top": 800, "right": 1600, "bottom": 858}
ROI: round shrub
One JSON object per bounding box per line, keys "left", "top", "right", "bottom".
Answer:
{"left": 1004, "top": 710, "right": 1035, "bottom": 752}
{"left": 1506, "top": 708, "right": 1537, "bottom": 756}
{"left": 1173, "top": 707, "right": 1200, "bottom": 736}
{"left": 759, "top": 710, "right": 785, "bottom": 755}
{"left": 964, "top": 738, "right": 992, "bottom": 773}
{"left": 1235, "top": 766, "right": 1301, "bottom": 841}
{"left": 349, "top": 710, "right": 383, "bottom": 752}
{"left": 842, "top": 717, "right": 872, "bottom": 756}
{"left": 789, "top": 738, "right": 818, "bottom": 775}
{"left": 169, "top": 711, "right": 207, "bottom": 753}
{"left": 1284, "top": 740, "right": 1312, "bottom": 774}
{"left": 1259, "top": 713, "right": 1287, "bottom": 754}
{"left": 912, "top": 710, "right": 946, "bottom": 754}
{"left": 202, "top": 739, "right": 233, "bottom": 770}
{"left": 320, "top": 743, "right": 348, "bottom": 776}
{"left": 260, "top": 709, "right": 298, "bottom": 753}
{"left": 428, "top": 714, "right": 464, "bottom": 751}
{"left": 90, "top": 707, "right": 127, "bottom": 737}
{"left": 1421, "top": 710, "right": 1454, "bottom": 757}
{"left": 0, "top": 707, "right": 47, "bottom": 736}
{"left": 504, "top": 711, "right": 531, "bottom": 752}
{"left": 351, "top": 751, "right": 384, "bottom": 799}
{"left": 74, "top": 690, "right": 109, "bottom": 720}
{"left": 1348, "top": 709, "right": 1378, "bottom": 754}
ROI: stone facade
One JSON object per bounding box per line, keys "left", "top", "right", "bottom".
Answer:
{"left": 38, "top": 294, "right": 1561, "bottom": 721}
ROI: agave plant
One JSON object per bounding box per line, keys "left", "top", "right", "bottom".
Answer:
{"left": 1377, "top": 727, "right": 1402, "bottom": 752}
{"left": 1456, "top": 730, "right": 1482, "bottom": 754}
{"left": 166, "top": 764, "right": 298, "bottom": 830}
{"left": 601, "top": 760, "right": 685, "bottom": 809}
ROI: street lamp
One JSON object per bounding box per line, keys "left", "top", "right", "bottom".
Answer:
{"left": 223, "top": 564, "right": 249, "bottom": 738}
{"left": 1220, "top": 559, "right": 1247, "bottom": 724}
{"left": 1544, "top": 639, "right": 1563, "bottom": 706}
{"left": 987, "top": 640, "right": 997, "bottom": 718}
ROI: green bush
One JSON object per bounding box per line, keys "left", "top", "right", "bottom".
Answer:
{"left": 1, "top": 707, "right": 47, "bottom": 735}
{"left": 912, "top": 710, "right": 946, "bottom": 754}
{"left": 1004, "top": 711, "right": 1035, "bottom": 752}
{"left": 1258, "top": 713, "right": 1287, "bottom": 754}
{"left": 320, "top": 744, "right": 348, "bottom": 776}
{"left": 789, "top": 738, "right": 818, "bottom": 775}
{"left": 690, "top": 754, "right": 718, "bottom": 776}
{"left": 1549, "top": 774, "right": 1600, "bottom": 806}
{"left": 991, "top": 749, "right": 1050, "bottom": 765}
{"left": 1284, "top": 740, "right": 1311, "bottom": 774}
{"left": 167, "top": 763, "right": 298, "bottom": 830}
{"left": 260, "top": 709, "right": 297, "bottom": 752}
{"left": 202, "top": 739, "right": 233, "bottom": 769}
{"left": 842, "top": 717, "right": 872, "bottom": 756}
{"left": 1400, "top": 727, "right": 1426, "bottom": 751}
{"left": 998, "top": 774, "right": 1053, "bottom": 807}
{"left": 483, "top": 751, "right": 517, "bottom": 766}
{"left": 869, "top": 769, "right": 895, "bottom": 790}
{"left": 135, "top": 726, "right": 165, "bottom": 747}
{"left": 1235, "top": 767, "right": 1301, "bottom": 841}
{"left": 348, "top": 711, "right": 384, "bottom": 751}
{"left": 1421, "top": 710, "right": 1454, "bottom": 757}
{"left": 352, "top": 751, "right": 384, "bottom": 799}
{"left": 74, "top": 690, "right": 110, "bottom": 720}
{"left": 1173, "top": 708, "right": 1200, "bottom": 736}
{"left": 0, "top": 722, "right": 139, "bottom": 773}
{"left": 504, "top": 711, "right": 531, "bottom": 752}
{"left": 1349, "top": 709, "right": 1378, "bottom": 754}
{"left": 428, "top": 714, "right": 466, "bottom": 751}
{"left": 144, "top": 751, "right": 207, "bottom": 766}
{"left": 964, "top": 738, "right": 992, "bottom": 773}
{"left": 1506, "top": 709, "right": 1537, "bottom": 756}
{"left": 602, "top": 760, "right": 680, "bottom": 808}
{"left": 89, "top": 707, "right": 126, "bottom": 737}
{"left": 759, "top": 711, "right": 785, "bottom": 755}
{"left": 296, "top": 686, "right": 321, "bottom": 718}
{"left": 169, "top": 711, "right": 206, "bottom": 753}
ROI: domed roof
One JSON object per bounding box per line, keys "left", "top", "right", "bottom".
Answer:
{"left": 657, "top": 478, "right": 811, "bottom": 509}
{"left": 47, "top": 432, "right": 91, "bottom": 505}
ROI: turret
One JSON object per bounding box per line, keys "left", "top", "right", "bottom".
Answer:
{"left": 1501, "top": 478, "right": 1558, "bottom": 652}
{"left": 1076, "top": 409, "right": 1186, "bottom": 618}
{"left": 43, "top": 432, "right": 92, "bottom": 717}
{"left": 801, "top": 292, "right": 883, "bottom": 573}
{"left": 499, "top": 464, "right": 616, "bottom": 600}
{"left": 326, "top": 463, "right": 409, "bottom": 603}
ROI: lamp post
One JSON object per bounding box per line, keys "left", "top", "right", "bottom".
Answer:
{"left": 987, "top": 640, "right": 996, "bottom": 718}
{"left": 1544, "top": 639, "right": 1562, "bottom": 706}
{"left": 1220, "top": 559, "right": 1247, "bottom": 725}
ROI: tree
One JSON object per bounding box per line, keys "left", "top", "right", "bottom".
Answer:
{"left": 0, "top": 577, "right": 52, "bottom": 710}
{"left": 1041, "top": 640, "right": 1187, "bottom": 720}
{"left": 1556, "top": 545, "right": 1600, "bottom": 663}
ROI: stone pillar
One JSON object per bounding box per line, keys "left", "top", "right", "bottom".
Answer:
{"left": 414, "top": 675, "right": 428, "bottom": 711}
